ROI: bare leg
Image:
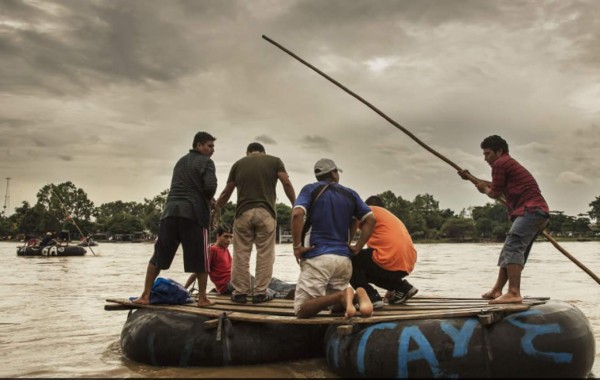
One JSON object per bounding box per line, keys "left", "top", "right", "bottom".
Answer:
{"left": 184, "top": 273, "right": 197, "bottom": 289}
{"left": 132, "top": 262, "right": 160, "bottom": 305}
{"left": 355, "top": 287, "right": 373, "bottom": 317}
{"left": 482, "top": 267, "right": 507, "bottom": 299}
{"left": 297, "top": 288, "right": 356, "bottom": 319}
{"left": 195, "top": 272, "right": 215, "bottom": 307}
{"left": 490, "top": 264, "right": 523, "bottom": 304}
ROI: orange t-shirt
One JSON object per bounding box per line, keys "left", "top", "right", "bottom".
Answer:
{"left": 367, "top": 206, "right": 417, "bottom": 273}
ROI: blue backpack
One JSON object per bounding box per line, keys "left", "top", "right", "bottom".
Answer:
{"left": 150, "top": 277, "right": 193, "bottom": 305}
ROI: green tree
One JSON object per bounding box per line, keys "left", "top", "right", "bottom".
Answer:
{"left": 547, "top": 211, "right": 569, "bottom": 235}
{"left": 440, "top": 217, "right": 476, "bottom": 240}
{"left": 573, "top": 214, "right": 591, "bottom": 235}
{"left": 141, "top": 190, "right": 169, "bottom": 234}
{"left": 217, "top": 202, "right": 236, "bottom": 229}
{"left": 411, "top": 193, "right": 454, "bottom": 238}
{"left": 0, "top": 213, "right": 15, "bottom": 238}
{"left": 276, "top": 203, "right": 292, "bottom": 230}
{"left": 94, "top": 200, "right": 144, "bottom": 233}
{"left": 471, "top": 202, "right": 510, "bottom": 239}
{"left": 13, "top": 201, "right": 48, "bottom": 235}
{"left": 37, "top": 182, "right": 95, "bottom": 221}
{"left": 105, "top": 213, "right": 145, "bottom": 235}
{"left": 377, "top": 190, "right": 412, "bottom": 223}
{"left": 95, "top": 200, "right": 145, "bottom": 220}
{"left": 471, "top": 202, "right": 507, "bottom": 223}
{"left": 475, "top": 217, "right": 494, "bottom": 238}
{"left": 36, "top": 182, "right": 95, "bottom": 237}
{"left": 589, "top": 196, "right": 600, "bottom": 221}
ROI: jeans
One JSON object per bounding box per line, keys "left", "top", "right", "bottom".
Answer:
{"left": 499, "top": 208, "right": 550, "bottom": 267}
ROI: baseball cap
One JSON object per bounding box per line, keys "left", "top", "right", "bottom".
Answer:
{"left": 314, "top": 158, "right": 342, "bottom": 175}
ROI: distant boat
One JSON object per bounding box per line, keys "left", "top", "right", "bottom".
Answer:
{"left": 17, "top": 244, "right": 87, "bottom": 256}
{"left": 78, "top": 239, "right": 98, "bottom": 247}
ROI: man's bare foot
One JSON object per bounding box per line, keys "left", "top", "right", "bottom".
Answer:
{"left": 482, "top": 290, "right": 502, "bottom": 300}
{"left": 131, "top": 296, "right": 150, "bottom": 305}
{"left": 355, "top": 288, "right": 373, "bottom": 318}
{"left": 197, "top": 296, "right": 215, "bottom": 307}
{"left": 343, "top": 287, "right": 357, "bottom": 318}
{"left": 489, "top": 293, "right": 522, "bottom": 304}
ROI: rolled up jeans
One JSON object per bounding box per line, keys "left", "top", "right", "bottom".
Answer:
{"left": 498, "top": 208, "right": 550, "bottom": 268}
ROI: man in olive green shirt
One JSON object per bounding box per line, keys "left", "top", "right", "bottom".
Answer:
{"left": 216, "top": 142, "right": 296, "bottom": 304}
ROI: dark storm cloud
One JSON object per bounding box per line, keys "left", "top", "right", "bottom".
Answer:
{"left": 255, "top": 135, "right": 277, "bottom": 145}
{"left": 0, "top": 0, "right": 242, "bottom": 96}
{"left": 300, "top": 135, "right": 331, "bottom": 151}
{"left": 1, "top": 0, "right": 599, "bottom": 216}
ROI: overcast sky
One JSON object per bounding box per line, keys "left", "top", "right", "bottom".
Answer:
{"left": 1, "top": 0, "right": 599, "bottom": 217}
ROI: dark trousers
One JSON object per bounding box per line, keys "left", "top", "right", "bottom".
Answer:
{"left": 350, "top": 248, "right": 412, "bottom": 300}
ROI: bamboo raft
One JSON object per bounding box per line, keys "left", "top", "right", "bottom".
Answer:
{"left": 105, "top": 295, "right": 549, "bottom": 328}
{"left": 108, "top": 295, "right": 596, "bottom": 377}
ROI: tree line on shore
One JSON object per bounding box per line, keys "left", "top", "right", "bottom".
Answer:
{"left": 0, "top": 181, "right": 599, "bottom": 242}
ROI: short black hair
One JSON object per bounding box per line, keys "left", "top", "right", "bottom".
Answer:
{"left": 246, "top": 142, "right": 265, "bottom": 153}
{"left": 365, "top": 195, "right": 384, "bottom": 207}
{"left": 480, "top": 135, "right": 509, "bottom": 154}
{"left": 193, "top": 132, "right": 216, "bottom": 148}
{"left": 216, "top": 224, "right": 232, "bottom": 236}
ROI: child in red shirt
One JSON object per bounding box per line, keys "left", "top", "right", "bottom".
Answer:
{"left": 185, "top": 225, "right": 233, "bottom": 294}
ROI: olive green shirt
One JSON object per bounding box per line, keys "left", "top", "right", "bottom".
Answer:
{"left": 227, "top": 153, "right": 286, "bottom": 219}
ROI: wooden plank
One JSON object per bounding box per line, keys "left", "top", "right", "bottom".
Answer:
{"left": 105, "top": 298, "right": 532, "bottom": 325}
{"left": 393, "top": 296, "right": 550, "bottom": 301}
{"left": 203, "top": 318, "right": 220, "bottom": 329}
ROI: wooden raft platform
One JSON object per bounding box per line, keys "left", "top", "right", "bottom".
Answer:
{"left": 105, "top": 295, "right": 549, "bottom": 327}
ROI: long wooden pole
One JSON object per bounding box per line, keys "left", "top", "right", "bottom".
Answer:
{"left": 262, "top": 35, "right": 600, "bottom": 286}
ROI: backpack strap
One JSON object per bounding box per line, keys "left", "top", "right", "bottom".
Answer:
{"left": 300, "top": 184, "right": 331, "bottom": 245}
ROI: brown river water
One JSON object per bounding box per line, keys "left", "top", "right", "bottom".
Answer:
{"left": 1, "top": 241, "right": 598, "bottom": 378}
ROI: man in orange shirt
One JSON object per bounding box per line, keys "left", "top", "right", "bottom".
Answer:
{"left": 350, "top": 195, "right": 418, "bottom": 308}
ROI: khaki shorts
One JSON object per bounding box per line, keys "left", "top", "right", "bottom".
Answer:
{"left": 294, "top": 254, "right": 352, "bottom": 315}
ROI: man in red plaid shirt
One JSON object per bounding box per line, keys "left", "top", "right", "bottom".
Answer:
{"left": 460, "top": 135, "right": 550, "bottom": 304}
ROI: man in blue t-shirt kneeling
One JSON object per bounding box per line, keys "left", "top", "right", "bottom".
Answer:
{"left": 291, "top": 158, "right": 376, "bottom": 319}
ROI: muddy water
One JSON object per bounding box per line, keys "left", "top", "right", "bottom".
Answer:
{"left": 1, "top": 241, "right": 598, "bottom": 377}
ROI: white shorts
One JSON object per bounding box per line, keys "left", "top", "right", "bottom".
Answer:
{"left": 294, "top": 254, "right": 352, "bottom": 315}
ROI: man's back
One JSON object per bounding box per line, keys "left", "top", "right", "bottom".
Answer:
{"left": 296, "top": 182, "right": 371, "bottom": 259}
{"left": 228, "top": 153, "right": 285, "bottom": 218}
{"left": 368, "top": 206, "right": 416, "bottom": 273}
{"left": 491, "top": 154, "right": 548, "bottom": 217}
{"left": 162, "top": 150, "right": 217, "bottom": 226}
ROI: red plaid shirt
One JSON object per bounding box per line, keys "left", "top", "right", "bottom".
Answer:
{"left": 490, "top": 154, "right": 549, "bottom": 219}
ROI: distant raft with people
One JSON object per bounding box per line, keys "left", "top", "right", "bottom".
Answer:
{"left": 105, "top": 295, "right": 595, "bottom": 377}
{"left": 17, "top": 245, "right": 87, "bottom": 256}
{"left": 77, "top": 238, "right": 98, "bottom": 247}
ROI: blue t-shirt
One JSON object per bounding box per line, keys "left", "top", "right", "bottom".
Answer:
{"left": 294, "top": 181, "right": 372, "bottom": 259}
